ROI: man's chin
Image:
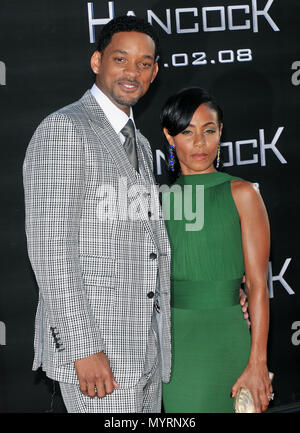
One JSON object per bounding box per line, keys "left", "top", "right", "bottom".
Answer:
{"left": 114, "top": 94, "right": 142, "bottom": 108}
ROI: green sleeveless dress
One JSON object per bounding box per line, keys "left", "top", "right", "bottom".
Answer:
{"left": 162, "top": 171, "right": 251, "bottom": 413}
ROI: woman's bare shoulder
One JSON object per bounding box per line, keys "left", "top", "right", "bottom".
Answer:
{"left": 230, "top": 179, "right": 263, "bottom": 212}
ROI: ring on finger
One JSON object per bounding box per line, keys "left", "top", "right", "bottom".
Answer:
{"left": 267, "top": 393, "right": 274, "bottom": 400}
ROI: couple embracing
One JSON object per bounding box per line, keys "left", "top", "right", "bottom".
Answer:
{"left": 23, "top": 16, "right": 272, "bottom": 413}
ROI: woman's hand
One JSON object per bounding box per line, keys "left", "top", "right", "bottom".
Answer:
{"left": 231, "top": 362, "right": 273, "bottom": 413}
{"left": 239, "top": 285, "right": 251, "bottom": 327}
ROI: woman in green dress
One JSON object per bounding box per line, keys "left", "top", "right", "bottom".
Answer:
{"left": 161, "top": 87, "right": 273, "bottom": 413}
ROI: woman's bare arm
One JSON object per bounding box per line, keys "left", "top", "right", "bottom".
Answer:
{"left": 230, "top": 180, "right": 273, "bottom": 413}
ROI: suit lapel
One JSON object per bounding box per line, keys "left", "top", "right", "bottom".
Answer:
{"left": 80, "top": 90, "right": 158, "bottom": 249}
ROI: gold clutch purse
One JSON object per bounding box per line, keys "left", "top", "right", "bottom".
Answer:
{"left": 234, "top": 372, "right": 274, "bottom": 413}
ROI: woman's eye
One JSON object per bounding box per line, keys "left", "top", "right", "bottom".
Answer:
{"left": 181, "top": 129, "right": 192, "bottom": 135}
{"left": 205, "top": 129, "right": 216, "bottom": 134}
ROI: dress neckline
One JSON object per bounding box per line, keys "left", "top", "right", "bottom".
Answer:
{"left": 176, "top": 171, "right": 237, "bottom": 188}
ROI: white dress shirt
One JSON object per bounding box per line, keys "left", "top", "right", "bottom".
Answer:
{"left": 90, "top": 83, "right": 136, "bottom": 144}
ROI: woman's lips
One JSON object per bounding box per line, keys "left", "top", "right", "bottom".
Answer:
{"left": 191, "top": 153, "right": 208, "bottom": 160}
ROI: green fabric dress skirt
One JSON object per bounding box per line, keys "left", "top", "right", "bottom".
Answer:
{"left": 162, "top": 171, "right": 251, "bottom": 413}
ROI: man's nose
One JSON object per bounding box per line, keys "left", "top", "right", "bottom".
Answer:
{"left": 124, "top": 61, "right": 140, "bottom": 77}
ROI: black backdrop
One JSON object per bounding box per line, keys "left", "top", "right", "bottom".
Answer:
{"left": 0, "top": 0, "right": 299, "bottom": 413}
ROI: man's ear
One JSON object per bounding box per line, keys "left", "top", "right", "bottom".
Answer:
{"left": 151, "top": 62, "right": 159, "bottom": 83}
{"left": 90, "top": 50, "right": 101, "bottom": 75}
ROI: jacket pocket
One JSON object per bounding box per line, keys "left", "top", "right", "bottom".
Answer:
{"left": 79, "top": 255, "right": 115, "bottom": 286}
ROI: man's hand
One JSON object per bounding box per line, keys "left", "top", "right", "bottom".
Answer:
{"left": 239, "top": 276, "right": 251, "bottom": 327}
{"left": 74, "top": 352, "right": 120, "bottom": 398}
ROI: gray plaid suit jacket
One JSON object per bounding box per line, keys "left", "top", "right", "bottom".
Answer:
{"left": 23, "top": 90, "right": 171, "bottom": 388}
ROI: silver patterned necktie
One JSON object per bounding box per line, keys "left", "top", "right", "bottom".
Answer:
{"left": 121, "top": 119, "right": 139, "bottom": 172}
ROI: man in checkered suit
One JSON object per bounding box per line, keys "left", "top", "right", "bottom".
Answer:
{"left": 23, "top": 16, "right": 171, "bottom": 412}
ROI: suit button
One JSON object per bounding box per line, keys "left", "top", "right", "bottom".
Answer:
{"left": 147, "top": 291, "right": 154, "bottom": 298}
{"left": 149, "top": 252, "right": 157, "bottom": 260}
{"left": 148, "top": 211, "right": 152, "bottom": 218}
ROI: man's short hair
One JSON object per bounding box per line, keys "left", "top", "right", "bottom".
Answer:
{"left": 96, "top": 15, "right": 160, "bottom": 62}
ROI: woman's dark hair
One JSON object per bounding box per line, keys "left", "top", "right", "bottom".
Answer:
{"left": 96, "top": 15, "right": 160, "bottom": 61}
{"left": 160, "top": 87, "right": 224, "bottom": 179}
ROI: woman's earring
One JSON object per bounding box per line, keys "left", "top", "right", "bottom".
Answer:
{"left": 169, "top": 144, "right": 175, "bottom": 172}
{"left": 216, "top": 144, "right": 221, "bottom": 169}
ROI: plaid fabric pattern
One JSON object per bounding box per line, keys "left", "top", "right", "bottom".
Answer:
{"left": 59, "top": 313, "right": 162, "bottom": 413}
{"left": 23, "top": 90, "right": 171, "bottom": 388}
